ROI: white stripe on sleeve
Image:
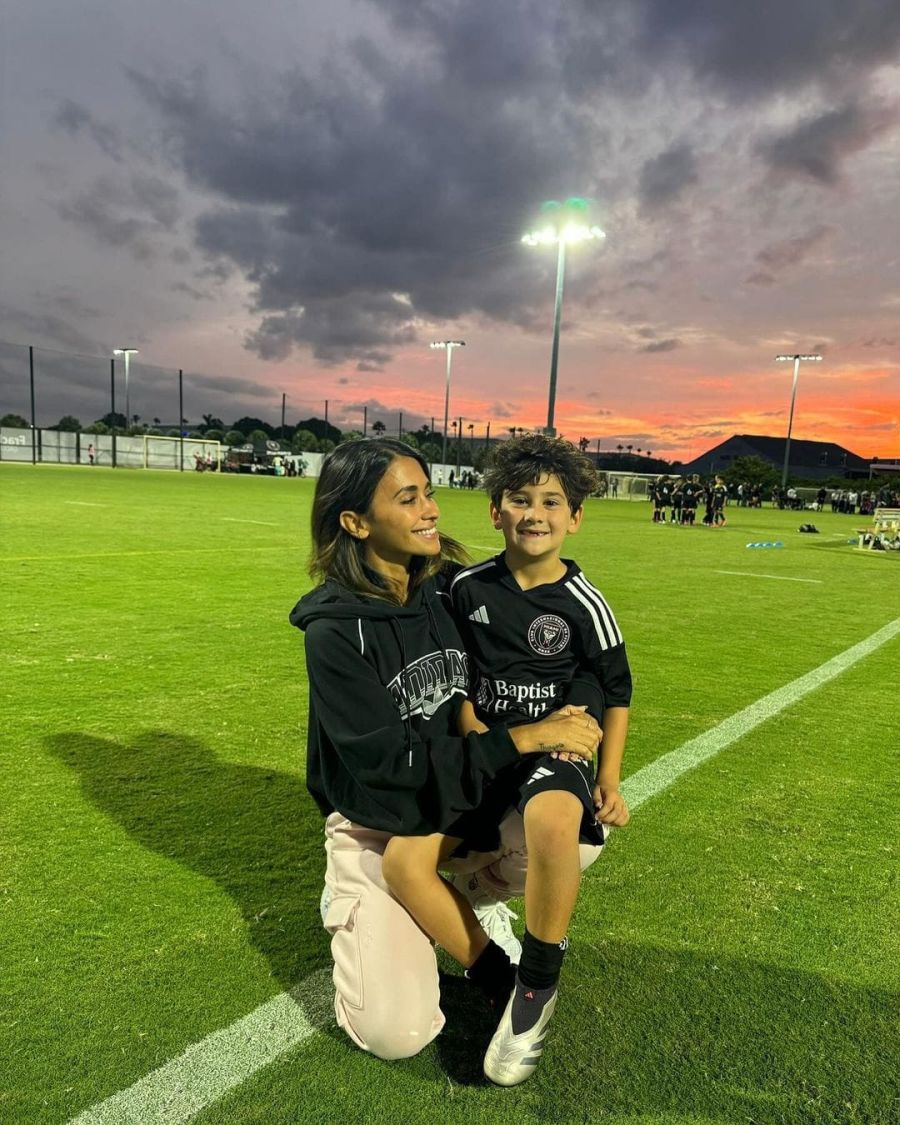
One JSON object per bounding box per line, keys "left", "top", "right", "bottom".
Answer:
{"left": 572, "top": 573, "right": 624, "bottom": 646}
{"left": 565, "top": 580, "right": 613, "bottom": 649}
{"left": 449, "top": 558, "right": 497, "bottom": 593}
{"left": 357, "top": 618, "right": 365, "bottom": 655}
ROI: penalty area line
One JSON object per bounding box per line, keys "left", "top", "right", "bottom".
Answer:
{"left": 67, "top": 616, "right": 900, "bottom": 1125}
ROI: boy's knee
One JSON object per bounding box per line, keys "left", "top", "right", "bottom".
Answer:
{"left": 524, "top": 790, "right": 582, "bottom": 845}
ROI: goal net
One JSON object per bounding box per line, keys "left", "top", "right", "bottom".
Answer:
{"left": 597, "top": 470, "right": 658, "bottom": 500}
{"left": 142, "top": 434, "right": 222, "bottom": 471}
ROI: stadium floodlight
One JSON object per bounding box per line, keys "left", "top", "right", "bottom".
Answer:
{"left": 430, "top": 340, "right": 465, "bottom": 479}
{"left": 775, "top": 353, "right": 823, "bottom": 488}
{"left": 113, "top": 348, "right": 139, "bottom": 429}
{"left": 523, "top": 198, "right": 606, "bottom": 437}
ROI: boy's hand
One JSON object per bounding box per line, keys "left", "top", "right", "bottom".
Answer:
{"left": 594, "top": 784, "right": 630, "bottom": 827}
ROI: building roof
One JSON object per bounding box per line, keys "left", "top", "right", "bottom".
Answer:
{"left": 680, "top": 433, "right": 869, "bottom": 477}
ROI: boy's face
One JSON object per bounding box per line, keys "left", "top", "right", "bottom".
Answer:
{"left": 490, "top": 472, "right": 582, "bottom": 561}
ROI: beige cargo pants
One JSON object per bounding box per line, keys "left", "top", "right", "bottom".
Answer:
{"left": 322, "top": 810, "right": 604, "bottom": 1060}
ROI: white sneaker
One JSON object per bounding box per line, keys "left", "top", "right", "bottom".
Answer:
{"left": 447, "top": 872, "right": 522, "bottom": 964}
{"left": 483, "top": 984, "right": 558, "bottom": 1086}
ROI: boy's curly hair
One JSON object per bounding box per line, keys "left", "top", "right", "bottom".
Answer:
{"left": 483, "top": 433, "right": 598, "bottom": 514}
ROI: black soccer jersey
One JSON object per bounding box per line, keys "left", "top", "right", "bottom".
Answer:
{"left": 447, "top": 554, "right": 632, "bottom": 727}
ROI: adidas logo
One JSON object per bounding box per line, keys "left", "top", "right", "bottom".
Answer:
{"left": 526, "top": 765, "right": 555, "bottom": 785}
{"left": 468, "top": 605, "right": 490, "bottom": 624}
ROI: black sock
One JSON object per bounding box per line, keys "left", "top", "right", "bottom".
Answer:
{"left": 517, "top": 929, "right": 567, "bottom": 991}
{"left": 466, "top": 940, "right": 515, "bottom": 1005}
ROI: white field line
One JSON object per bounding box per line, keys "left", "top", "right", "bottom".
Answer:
{"left": 68, "top": 615, "right": 900, "bottom": 1125}
{"left": 64, "top": 501, "right": 108, "bottom": 507}
{"left": 221, "top": 517, "right": 282, "bottom": 527}
{"left": 68, "top": 970, "right": 330, "bottom": 1125}
{"left": 1, "top": 546, "right": 292, "bottom": 563}
{"left": 714, "top": 569, "right": 823, "bottom": 584}
{"left": 622, "top": 615, "right": 900, "bottom": 809}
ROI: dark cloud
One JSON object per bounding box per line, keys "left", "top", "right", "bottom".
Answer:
{"left": 632, "top": 0, "right": 900, "bottom": 98}
{"left": 759, "top": 100, "right": 899, "bottom": 185}
{"left": 639, "top": 338, "right": 680, "bottom": 353}
{"left": 745, "top": 224, "right": 836, "bottom": 286}
{"left": 48, "top": 0, "right": 895, "bottom": 380}
{"left": 488, "top": 401, "right": 518, "bottom": 418}
{"left": 745, "top": 271, "right": 775, "bottom": 287}
{"left": 183, "top": 370, "right": 273, "bottom": 399}
{"left": 58, "top": 174, "right": 180, "bottom": 260}
{"left": 861, "top": 336, "right": 899, "bottom": 348}
{"left": 0, "top": 303, "right": 102, "bottom": 356}
{"left": 125, "top": 6, "right": 606, "bottom": 366}
{"left": 52, "top": 98, "right": 124, "bottom": 162}
{"left": 638, "top": 143, "right": 698, "bottom": 211}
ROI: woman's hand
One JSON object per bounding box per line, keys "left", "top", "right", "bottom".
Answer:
{"left": 509, "top": 706, "right": 600, "bottom": 761}
{"left": 548, "top": 705, "right": 603, "bottom": 761}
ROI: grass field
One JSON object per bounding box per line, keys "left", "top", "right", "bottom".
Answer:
{"left": 2, "top": 462, "right": 899, "bottom": 1125}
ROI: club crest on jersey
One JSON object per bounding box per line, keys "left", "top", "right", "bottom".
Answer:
{"left": 527, "top": 614, "right": 570, "bottom": 656}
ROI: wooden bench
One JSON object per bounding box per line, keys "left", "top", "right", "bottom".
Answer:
{"left": 856, "top": 507, "right": 900, "bottom": 551}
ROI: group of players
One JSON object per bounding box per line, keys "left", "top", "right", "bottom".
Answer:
{"left": 649, "top": 474, "right": 729, "bottom": 527}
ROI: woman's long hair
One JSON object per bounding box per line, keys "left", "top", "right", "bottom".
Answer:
{"left": 309, "top": 438, "right": 468, "bottom": 604}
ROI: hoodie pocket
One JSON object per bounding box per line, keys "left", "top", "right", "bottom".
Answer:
{"left": 325, "top": 894, "right": 364, "bottom": 1010}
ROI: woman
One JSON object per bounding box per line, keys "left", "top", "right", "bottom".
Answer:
{"left": 290, "top": 439, "right": 599, "bottom": 1061}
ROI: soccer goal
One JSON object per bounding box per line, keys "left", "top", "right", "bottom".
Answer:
{"left": 599, "top": 471, "right": 658, "bottom": 500}
{"left": 142, "top": 434, "right": 222, "bottom": 471}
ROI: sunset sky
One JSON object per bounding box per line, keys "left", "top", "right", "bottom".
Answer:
{"left": 1, "top": 0, "right": 899, "bottom": 460}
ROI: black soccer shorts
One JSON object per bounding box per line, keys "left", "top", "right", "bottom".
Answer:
{"left": 449, "top": 754, "right": 609, "bottom": 851}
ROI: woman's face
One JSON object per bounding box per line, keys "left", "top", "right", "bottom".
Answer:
{"left": 346, "top": 456, "right": 441, "bottom": 577}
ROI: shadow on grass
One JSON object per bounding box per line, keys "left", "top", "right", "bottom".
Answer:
{"left": 438, "top": 939, "right": 896, "bottom": 1124}
{"left": 44, "top": 733, "right": 899, "bottom": 1121}
{"left": 46, "top": 730, "right": 331, "bottom": 991}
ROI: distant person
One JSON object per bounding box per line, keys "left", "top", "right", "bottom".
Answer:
{"left": 87, "top": 443, "right": 95, "bottom": 466}
{"left": 671, "top": 477, "right": 684, "bottom": 525}
{"left": 652, "top": 475, "right": 670, "bottom": 523}
{"left": 610, "top": 477, "right": 618, "bottom": 498}
{"left": 681, "top": 475, "right": 701, "bottom": 525}
{"left": 712, "top": 476, "right": 728, "bottom": 526}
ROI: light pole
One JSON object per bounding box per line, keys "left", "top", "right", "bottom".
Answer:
{"left": 522, "top": 199, "right": 605, "bottom": 436}
{"left": 113, "top": 348, "right": 138, "bottom": 428}
{"left": 430, "top": 340, "right": 465, "bottom": 478}
{"left": 775, "top": 353, "right": 822, "bottom": 488}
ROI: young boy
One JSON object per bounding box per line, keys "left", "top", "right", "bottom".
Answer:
{"left": 381, "top": 435, "right": 632, "bottom": 1086}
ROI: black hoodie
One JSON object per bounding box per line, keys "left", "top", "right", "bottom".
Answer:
{"left": 290, "top": 575, "right": 520, "bottom": 835}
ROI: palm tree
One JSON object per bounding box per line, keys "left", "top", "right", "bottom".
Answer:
{"left": 578, "top": 437, "right": 589, "bottom": 452}
{"left": 508, "top": 427, "right": 517, "bottom": 438}
{"left": 616, "top": 444, "right": 624, "bottom": 454}
{"left": 372, "top": 420, "right": 386, "bottom": 435}
{"left": 626, "top": 444, "right": 633, "bottom": 456}
{"left": 646, "top": 450, "right": 652, "bottom": 458}
{"left": 636, "top": 447, "right": 642, "bottom": 455}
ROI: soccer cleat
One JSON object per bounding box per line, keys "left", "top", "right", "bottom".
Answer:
{"left": 483, "top": 984, "right": 558, "bottom": 1086}
{"left": 447, "top": 872, "right": 522, "bottom": 964}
